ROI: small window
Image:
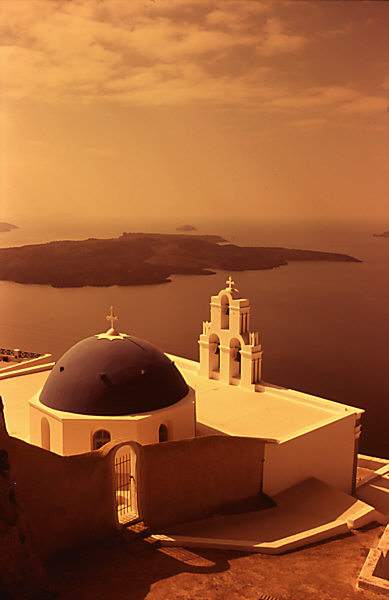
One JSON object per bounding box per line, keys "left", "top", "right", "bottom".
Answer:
{"left": 159, "top": 424, "right": 168, "bottom": 443}
{"left": 92, "top": 429, "right": 111, "bottom": 450}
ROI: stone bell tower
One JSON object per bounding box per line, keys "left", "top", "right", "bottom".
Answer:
{"left": 198, "top": 277, "right": 263, "bottom": 389}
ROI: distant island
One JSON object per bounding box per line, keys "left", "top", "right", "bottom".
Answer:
{"left": 0, "top": 232, "right": 361, "bottom": 288}
{"left": 373, "top": 231, "right": 389, "bottom": 238}
{"left": 0, "top": 222, "right": 18, "bottom": 233}
{"left": 176, "top": 224, "right": 197, "bottom": 232}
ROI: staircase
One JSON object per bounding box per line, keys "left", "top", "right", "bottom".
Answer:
{"left": 356, "top": 463, "right": 389, "bottom": 522}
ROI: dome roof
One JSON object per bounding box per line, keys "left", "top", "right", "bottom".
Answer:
{"left": 39, "top": 333, "right": 189, "bottom": 416}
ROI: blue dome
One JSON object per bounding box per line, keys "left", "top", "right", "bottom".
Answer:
{"left": 39, "top": 334, "right": 189, "bottom": 416}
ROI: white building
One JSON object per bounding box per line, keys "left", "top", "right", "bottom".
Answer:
{"left": 172, "top": 277, "right": 363, "bottom": 496}
{"left": 1, "top": 280, "right": 363, "bottom": 497}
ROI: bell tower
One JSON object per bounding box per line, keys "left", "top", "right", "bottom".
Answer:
{"left": 198, "top": 277, "right": 263, "bottom": 389}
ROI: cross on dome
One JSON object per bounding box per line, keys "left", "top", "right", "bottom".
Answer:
{"left": 106, "top": 306, "right": 119, "bottom": 333}
{"left": 96, "top": 306, "right": 129, "bottom": 339}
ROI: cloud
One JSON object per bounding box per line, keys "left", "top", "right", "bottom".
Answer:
{"left": 0, "top": 42, "right": 117, "bottom": 102}
{"left": 323, "top": 22, "right": 354, "bottom": 37}
{"left": 0, "top": 0, "right": 385, "bottom": 120}
{"left": 263, "top": 86, "right": 359, "bottom": 111}
{"left": 205, "top": 2, "right": 270, "bottom": 29}
{"left": 342, "top": 95, "right": 389, "bottom": 114}
{"left": 291, "top": 118, "right": 327, "bottom": 131}
{"left": 0, "top": 0, "right": 308, "bottom": 107}
{"left": 382, "top": 76, "right": 389, "bottom": 91}
{"left": 259, "top": 17, "right": 307, "bottom": 56}
{"left": 102, "top": 62, "right": 275, "bottom": 107}
{"left": 206, "top": 9, "right": 247, "bottom": 29}
{"left": 119, "top": 19, "right": 256, "bottom": 63}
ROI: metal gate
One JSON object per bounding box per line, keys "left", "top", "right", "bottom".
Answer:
{"left": 115, "top": 451, "right": 135, "bottom": 524}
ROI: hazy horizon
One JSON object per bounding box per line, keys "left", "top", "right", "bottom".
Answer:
{"left": 1, "top": 0, "right": 388, "bottom": 227}
{"left": 0, "top": 215, "right": 387, "bottom": 256}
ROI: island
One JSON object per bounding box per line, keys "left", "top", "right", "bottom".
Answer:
{"left": 0, "top": 231, "right": 361, "bottom": 288}
{"left": 0, "top": 222, "right": 18, "bottom": 233}
{"left": 176, "top": 224, "right": 197, "bottom": 232}
{"left": 373, "top": 231, "right": 389, "bottom": 238}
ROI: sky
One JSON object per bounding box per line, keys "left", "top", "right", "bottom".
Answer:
{"left": 0, "top": 0, "right": 388, "bottom": 229}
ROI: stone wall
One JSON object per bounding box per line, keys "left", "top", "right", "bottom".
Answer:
{"left": 0, "top": 403, "right": 117, "bottom": 564}
{"left": 138, "top": 435, "right": 265, "bottom": 530}
{"left": 0, "top": 401, "right": 265, "bottom": 578}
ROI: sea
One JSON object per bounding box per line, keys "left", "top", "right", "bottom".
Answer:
{"left": 0, "top": 218, "right": 388, "bottom": 458}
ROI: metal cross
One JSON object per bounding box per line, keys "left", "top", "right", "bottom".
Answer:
{"left": 226, "top": 276, "right": 235, "bottom": 290}
{"left": 106, "top": 306, "right": 118, "bottom": 330}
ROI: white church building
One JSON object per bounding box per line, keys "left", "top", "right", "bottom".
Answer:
{"left": 1, "top": 277, "right": 363, "bottom": 499}
{"left": 29, "top": 306, "right": 196, "bottom": 456}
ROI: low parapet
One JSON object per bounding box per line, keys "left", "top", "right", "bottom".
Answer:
{"left": 358, "top": 525, "right": 389, "bottom": 594}
{"left": 0, "top": 353, "right": 54, "bottom": 379}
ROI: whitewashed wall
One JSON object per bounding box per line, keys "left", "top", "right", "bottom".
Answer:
{"left": 29, "top": 388, "right": 196, "bottom": 455}
{"left": 262, "top": 413, "right": 357, "bottom": 496}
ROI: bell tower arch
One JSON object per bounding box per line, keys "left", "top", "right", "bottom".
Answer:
{"left": 199, "top": 277, "right": 263, "bottom": 389}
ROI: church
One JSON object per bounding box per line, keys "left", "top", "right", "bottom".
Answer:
{"left": 1, "top": 278, "right": 387, "bottom": 564}
{"left": 29, "top": 305, "right": 196, "bottom": 455}
{"left": 4, "top": 277, "right": 363, "bottom": 496}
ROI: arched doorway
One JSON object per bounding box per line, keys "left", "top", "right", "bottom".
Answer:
{"left": 114, "top": 444, "right": 138, "bottom": 525}
{"left": 41, "top": 417, "right": 50, "bottom": 451}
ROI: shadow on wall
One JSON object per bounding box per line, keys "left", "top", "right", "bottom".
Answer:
{"left": 139, "top": 436, "right": 265, "bottom": 530}
{"left": 0, "top": 399, "right": 265, "bottom": 563}
{"left": 0, "top": 402, "right": 118, "bottom": 563}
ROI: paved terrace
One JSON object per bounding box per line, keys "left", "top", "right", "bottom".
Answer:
{"left": 151, "top": 477, "right": 386, "bottom": 554}
{"left": 51, "top": 521, "right": 386, "bottom": 600}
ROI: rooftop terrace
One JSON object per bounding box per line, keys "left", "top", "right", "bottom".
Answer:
{"left": 170, "top": 355, "right": 364, "bottom": 443}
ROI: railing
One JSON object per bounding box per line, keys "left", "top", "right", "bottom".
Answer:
{"left": 115, "top": 453, "right": 133, "bottom": 523}
{"left": 0, "top": 347, "right": 42, "bottom": 361}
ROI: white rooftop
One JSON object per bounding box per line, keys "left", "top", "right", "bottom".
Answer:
{"left": 1, "top": 369, "right": 50, "bottom": 441}
{"left": 0, "top": 352, "right": 363, "bottom": 447}
{"left": 169, "top": 355, "right": 363, "bottom": 444}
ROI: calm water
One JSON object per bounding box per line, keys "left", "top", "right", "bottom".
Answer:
{"left": 1, "top": 219, "right": 388, "bottom": 457}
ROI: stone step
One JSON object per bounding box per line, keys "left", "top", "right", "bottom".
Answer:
{"left": 357, "top": 479, "right": 389, "bottom": 519}
{"left": 357, "top": 474, "right": 389, "bottom": 519}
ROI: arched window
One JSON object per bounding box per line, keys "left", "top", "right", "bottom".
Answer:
{"left": 159, "top": 424, "right": 168, "bottom": 442}
{"left": 209, "top": 334, "right": 220, "bottom": 375}
{"left": 230, "top": 339, "right": 241, "bottom": 380}
{"left": 41, "top": 417, "right": 50, "bottom": 451}
{"left": 92, "top": 429, "right": 111, "bottom": 450}
{"left": 221, "top": 295, "right": 230, "bottom": 329}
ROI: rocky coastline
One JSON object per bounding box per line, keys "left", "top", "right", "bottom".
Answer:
{"left": 0, "top": 232, "right": 361, "bottom": 288}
